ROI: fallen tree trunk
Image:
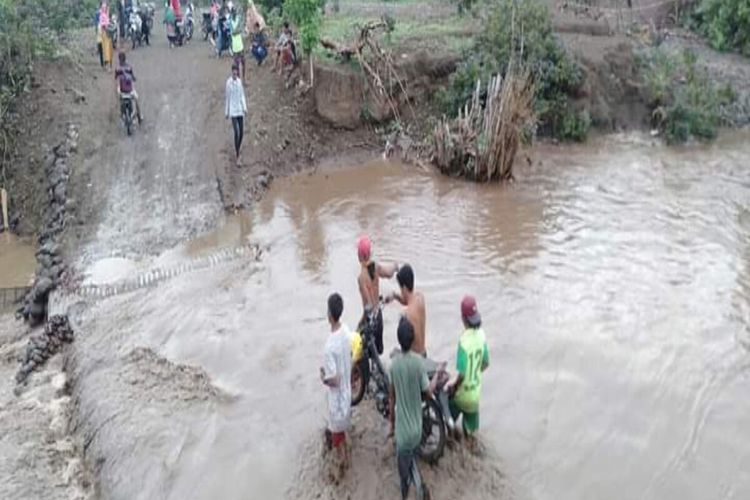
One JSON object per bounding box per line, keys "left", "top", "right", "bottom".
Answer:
{"left": 318, "top": 18, "right": 412, "bottom": 124}
{"left": 430, "top": 66, "right": 535, "bottom": 182}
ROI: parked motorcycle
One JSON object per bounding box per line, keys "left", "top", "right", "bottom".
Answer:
{"left": 143, "top": 2, "right": 155, "bottom": 31}
{"left": 107, "top": 19, "right": 119, "bottom": 49}
{"left": 350, "top": 300, "right": 448, "bottom": 464}
{"left": 128, "top": 9, "right": 143, "bottom": 49}
{"left": 120, "top": 93, "right": 137, "bottom": 136}
{"left": 181, "top": 4, "right": 195, "bottom": 43}
{"left": 201, "top": 11, "right": 215, "bottom": 41}
{"left": 184, "top": 18, "right": 194, "bottom": 42}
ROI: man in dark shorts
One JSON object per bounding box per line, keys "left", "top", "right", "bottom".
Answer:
{"left": 356, "top": 235, "right": 399, "bottom": 355}
{"left": 389, "top": 316, "right": 433, "bottom": 499}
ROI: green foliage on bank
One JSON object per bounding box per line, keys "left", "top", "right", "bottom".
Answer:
{"left": 688, "top": 0, "right": 750, "bottom": 56}
{"left": 640, "top": 48, "right": 734, "bottom": 143}
{"left": 285, "top": 0, "right": 322, "bottom": 55}
{"left": 439, "top": 0, "right": 587, "bottom": 141}
{"left": 1, "top": 0, "right": 95, "bottom": 179}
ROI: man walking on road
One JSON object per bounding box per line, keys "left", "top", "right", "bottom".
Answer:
{"left": 225, "top": 63, "right": 247, "bottom": 165}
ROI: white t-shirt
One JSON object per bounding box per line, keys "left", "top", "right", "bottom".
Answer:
{"left": 323, "top": 324, "right": 352, "bottom": 433}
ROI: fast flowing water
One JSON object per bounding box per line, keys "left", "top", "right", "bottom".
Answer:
{"left": 73, "top": 132, "right": 750, "bottom": 500}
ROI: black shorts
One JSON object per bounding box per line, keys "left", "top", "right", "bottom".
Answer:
{"left": 397, "top": 447, "right": 420, "bottom": 499}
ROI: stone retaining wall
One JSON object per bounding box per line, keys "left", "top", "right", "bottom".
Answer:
{"left": 18, "top": 124, "right": 78, "bottom": 325}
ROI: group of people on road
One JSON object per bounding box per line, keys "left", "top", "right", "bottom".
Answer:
{"left": 95, "top": 0, "right": 153, "bottom": 68}
{"left": 95, "top": 0, "right": 298, "bottom": 164}
{"left": 95, "top": 1, "right": 144, "bottom": 125}
{"left": 220, "top": 9, "right": 298, "bottom": 164}
{"left": 95, "top": 1, "right": 115, "bottom": 69}
{"left": 320, "top": 236, "right": 491, "bottom": 498}
{"left": 208, "top": 0, "right": 297, "bottom": 80}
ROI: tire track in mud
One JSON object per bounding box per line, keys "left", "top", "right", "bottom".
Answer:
{"left": 49, "top": 243, "right": 264, "bottom": 316}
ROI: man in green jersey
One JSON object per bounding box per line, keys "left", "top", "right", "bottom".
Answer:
{"left": 389, "top": 316, "right": 433, "bottom": 499}
{"left": 446, "top": 295, "right": 490, "bottom": 437}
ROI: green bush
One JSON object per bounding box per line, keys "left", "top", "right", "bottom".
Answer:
{"left": 1, "top": 0, "right": 95, "bottom": 180}
{"left": 440, "top": 0, "right": 586, "bottom": 141}
{"left": 285, "top": 0, "right": 322, "bottom": 55}
{"left": 257, "top": 0, "right": 286, "bottom": 15}
{"left": 640, "top": 48, "right": 730, "bottom": 143}
{"left": 689, "top": 0, "right": 750, "bottom": 56}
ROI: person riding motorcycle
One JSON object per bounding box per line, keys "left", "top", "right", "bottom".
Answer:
{"left": 114, "top": 52, "right": 143, "bottom": 123}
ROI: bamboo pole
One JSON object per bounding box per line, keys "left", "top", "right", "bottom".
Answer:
{"left": 1, "top": 188, "right": 8, "bottom": 232}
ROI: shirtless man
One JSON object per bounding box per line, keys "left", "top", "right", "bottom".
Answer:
{"left": 356, "top": 235, "right": 399, "bottom": 355}
{"left": 388, "top": 264, "right": 427, "bottom": 357}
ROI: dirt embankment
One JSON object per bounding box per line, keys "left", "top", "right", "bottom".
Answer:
{"left": 2, "top": 51, "right": 90, "bottom": 236}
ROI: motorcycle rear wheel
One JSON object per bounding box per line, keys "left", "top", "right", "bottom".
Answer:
{"left": 350, "top": 359, "right": 366, "bottom": 406}
{"left": 418, "top": 398, "right": 446, "bottom": 464}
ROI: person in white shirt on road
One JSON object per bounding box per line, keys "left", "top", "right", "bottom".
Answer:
{"left": 224, "top": 63, "right": 247, "bottom": 164}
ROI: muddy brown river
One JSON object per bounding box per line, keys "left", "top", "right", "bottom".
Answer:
{"left": 63, "top": 132, "right": 750, "bottom": 500}
{"left": 0, "top": 234, "right": 36, "bottom": 288}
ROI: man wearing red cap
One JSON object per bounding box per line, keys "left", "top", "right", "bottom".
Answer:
{"left": 446, "top": 295, "right": 490, "bottom": 437}
{"left": 356, "top": 235, "right": 399, "bottom": 355}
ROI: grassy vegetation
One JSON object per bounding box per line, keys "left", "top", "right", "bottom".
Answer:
{"left": 640, "top": 47, "right": 734, "bottom": 143}
{"left": 439, "top": 0, "right": 587, "bottom": 142}
{"left": 687, "top": 0, "right": 750, "bottom": 56}
{"left": 1, "top": 0, "right": 92, "bottom": 180}
{"left": 315, "top": 8, "right": 475, "bottom": 57}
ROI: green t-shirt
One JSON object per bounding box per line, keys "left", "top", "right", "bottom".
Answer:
{"left": 390, "top": 351, "right": 429, "bottom": 453}
{"left": 454, "top": 328, "right": 489, "bottom": 413}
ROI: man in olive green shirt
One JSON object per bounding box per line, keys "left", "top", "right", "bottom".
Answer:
{"left": 447, "top": 295, "right": 490, "bottom": 436}
{"left": 389, "top": 316, "right": 432, "bottom": 499}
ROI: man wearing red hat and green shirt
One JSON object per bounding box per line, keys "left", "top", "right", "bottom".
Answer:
{"left": 446, "top": 295, "right": 490, "bottom": 437}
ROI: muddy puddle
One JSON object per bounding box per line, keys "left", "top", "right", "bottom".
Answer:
{"left": 0, "top": 234, "right": 36, "bottom": 288}
{"left": 71, "top": 132, "right": 750, "bottom": 500}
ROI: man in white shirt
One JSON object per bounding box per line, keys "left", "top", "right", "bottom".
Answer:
{"left": 224, "top": 63, "right": 247, "bottom": 164}
{"left": 320, "top": 293, "right": 352, "bottom": 469}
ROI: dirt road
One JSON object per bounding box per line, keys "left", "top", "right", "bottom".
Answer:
{"left": 71, "top": 32, "right": 226, "bottom": 261}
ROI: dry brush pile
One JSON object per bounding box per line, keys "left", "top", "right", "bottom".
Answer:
{"left": 430, "top": 66, "right": 535, "bottom": 182}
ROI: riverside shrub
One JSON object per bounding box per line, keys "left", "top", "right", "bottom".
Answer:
{"left": 689, "top": 0, "right": 750, "bottom": 56}
{"left": 640, "top": 48, "right": 731, "bottom": 143}
{"left": 440, "top": 0, "right": 587, "bottom": 141}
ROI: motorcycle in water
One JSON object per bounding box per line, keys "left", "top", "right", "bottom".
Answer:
{"left": 120, "top": 93, "right": 137, "bottom": 136}
{"left": 350, "top": 299, "right": 448, "bottom": 464}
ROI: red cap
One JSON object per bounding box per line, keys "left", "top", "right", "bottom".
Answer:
{"left": 357, "top": 235, "right": 372, "bottom": 262}
{"left": 461, "top": 295, "right": 481, "bottom": 326}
